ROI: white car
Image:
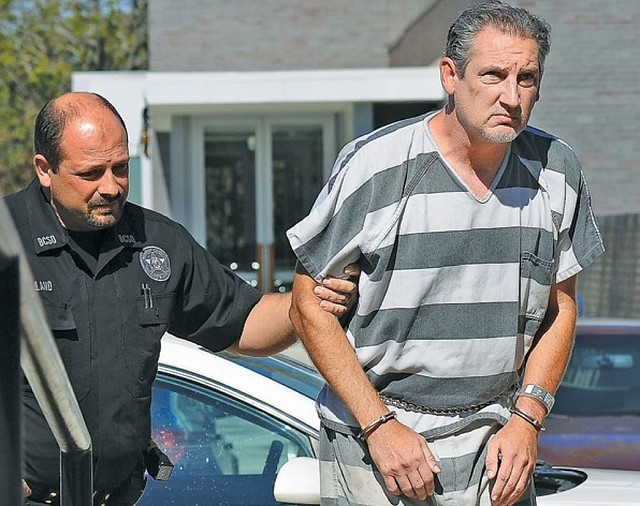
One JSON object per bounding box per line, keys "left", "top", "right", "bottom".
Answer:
{"left": 138, "top": 335, "right": 640, "bottom": 505}
{"left": 275, "top": 458, "right": 640, "bottom": 506}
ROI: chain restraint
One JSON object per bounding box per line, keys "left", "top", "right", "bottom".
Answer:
{"left": 379, "top": 394, "right": 501, "bottom": 415}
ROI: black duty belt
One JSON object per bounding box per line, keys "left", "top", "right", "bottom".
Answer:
{"left": 25, "top": 483, "right": 143, "bottom": 506}
{"left": 25, "top": 488, "right": 118, "bottom": 506}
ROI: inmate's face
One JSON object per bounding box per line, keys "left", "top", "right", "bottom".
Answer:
{"left": 450, "top": 27, "right": 541, "bottom": 144}
{"left": 36, "top": 108, "right": 130, "bottom": 231}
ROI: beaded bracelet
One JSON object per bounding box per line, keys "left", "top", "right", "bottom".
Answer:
{"left": 510, "top": 406, "right": 545, "bottom": 432}
{"left": 358, "top": 411, "right": 397, "bottom": 440}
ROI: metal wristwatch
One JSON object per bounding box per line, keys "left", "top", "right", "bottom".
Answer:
{"left": 517, "top": 384, "right": 555, "bottom": 414}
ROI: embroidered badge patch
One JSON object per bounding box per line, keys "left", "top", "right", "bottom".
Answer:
{"left": 140, "top": 246, "right": 171, "bottom": 281}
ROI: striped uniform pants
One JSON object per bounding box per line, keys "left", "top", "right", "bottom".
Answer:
{"left": 318, "top": 419, "right": 536, "bottom": 506}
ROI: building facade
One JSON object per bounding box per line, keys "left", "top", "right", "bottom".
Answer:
{"left": 73, "top": 0, "right": 640, "bottom": 313}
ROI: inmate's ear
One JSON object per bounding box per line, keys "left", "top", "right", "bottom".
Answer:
{"left": 440, "top": 57, "right": 459, "bottom": 96}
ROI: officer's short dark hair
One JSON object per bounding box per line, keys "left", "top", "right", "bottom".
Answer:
{"left": 34, "top": 92, "right": 128, "bottom": 172}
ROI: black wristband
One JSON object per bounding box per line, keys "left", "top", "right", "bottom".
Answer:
{"left": 510, "top": 406, "right": 545, "bottom": 432}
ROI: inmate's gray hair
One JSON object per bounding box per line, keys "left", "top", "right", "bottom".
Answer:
{"left": 444, "top": 0, "right": 551, "bottom": 78}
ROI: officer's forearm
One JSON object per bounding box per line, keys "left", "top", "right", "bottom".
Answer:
{"left": 230, "top": 292, "right": 297, "bottom": 356}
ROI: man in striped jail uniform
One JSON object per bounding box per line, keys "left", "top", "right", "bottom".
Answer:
{"left": 287, "top": 1, "right": 604, "bottom": 505}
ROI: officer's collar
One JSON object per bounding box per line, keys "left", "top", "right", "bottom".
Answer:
{"left": 25, "top": 179, "right": 144, "bottom": 254}
{"left": 25, "top": 179, "right": 70, "bottom": 254}
{"left": 110, "top": 205, "right": 145, "bottom": 249}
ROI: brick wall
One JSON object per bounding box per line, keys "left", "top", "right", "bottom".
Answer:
{"left": 149, "top": 0, "right": 434, "bottom": 71}
{"left": 579, "top": 213, "right": 640, "bottom": 318}
{"left": 518, "top": 0, "right": 640, "bottom": 216}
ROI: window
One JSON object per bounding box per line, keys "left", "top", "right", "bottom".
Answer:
{"left": 554, "top": 330, "right": 640, "bottom": 416}
{"left": 140, "top": 375, "right": 315, "bottom": 505}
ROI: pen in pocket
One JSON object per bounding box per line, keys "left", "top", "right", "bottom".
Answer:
{"left": 141, "top": 283, "right": 154, "bottom": 309}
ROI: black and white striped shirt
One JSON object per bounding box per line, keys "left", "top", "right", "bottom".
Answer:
{"left": 288, "top": 111, "right": 604, "bottom": 434}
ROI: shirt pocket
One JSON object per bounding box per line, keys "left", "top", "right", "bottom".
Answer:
{"left": 42, "top": 301, "right": 91, "bottom": 401}
{"left": 135, "top": 293, "right": 176, "bottom": 326}
{"left": 123, "top": 292, "right": 176, "bottom": 398}
{"left": 519, "top": 251, "right": 554, "bottom": 342}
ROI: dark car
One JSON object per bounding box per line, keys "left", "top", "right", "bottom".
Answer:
{"left": 538, "top": 318, "right": 640, "bottom": 471}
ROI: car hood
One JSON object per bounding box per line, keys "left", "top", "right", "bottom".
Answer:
{"left": 538, "top": 467, "right": 640, "bottom": 505}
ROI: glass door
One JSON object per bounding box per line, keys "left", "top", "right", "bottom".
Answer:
{"left": 202, "top": 116, "right": 334, "bottom": 292}
{"left": 204, "top": 127, "right": 258, "bottom": 285}
{"left": 270, "top": 124, "right": 325, "bottom": 291}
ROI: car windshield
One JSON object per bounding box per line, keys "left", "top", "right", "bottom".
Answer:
{"left": 219, "top": 350, "right": 325, "bottom": 400}
{"left": 554, "top": 327, "right": 640, "bottom": 416}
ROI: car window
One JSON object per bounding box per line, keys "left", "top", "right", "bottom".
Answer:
{"left": 555, "top": 331, "right": 640, "bottom": 416}
{"left": 219, "top": 351, "right": 324, "bottom": 399}
{"left": 139, "top": 374, "right": 315, "bottom": 505}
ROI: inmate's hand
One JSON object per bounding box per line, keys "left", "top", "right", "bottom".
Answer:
{"left": 485, "top": 417, "right": 538, "bottom": 506}
{"left": 366, "top": 419, "right": 441, "bottom": 501}
{"left": 315, "top": 263, "right": 360, "bottom": 316}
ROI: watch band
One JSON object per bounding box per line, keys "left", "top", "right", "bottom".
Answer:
{"left": 517, "top": 384, "right": 555, "bottom": 414}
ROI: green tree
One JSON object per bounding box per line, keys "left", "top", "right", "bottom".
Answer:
{"left": 0, "top": 0, "right": 147, "bottom": 196}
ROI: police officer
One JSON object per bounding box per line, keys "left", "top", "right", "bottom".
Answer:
{"left": 4, "top": 92, "right": 357, "bottom": 505}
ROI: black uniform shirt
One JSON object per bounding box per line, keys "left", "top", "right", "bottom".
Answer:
{"left": 4, "top": 179, "right": 262, "bottom": 490}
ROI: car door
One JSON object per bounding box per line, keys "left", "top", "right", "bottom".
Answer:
{"left": 139, "top": 373, "right": 317, "bottom": 505}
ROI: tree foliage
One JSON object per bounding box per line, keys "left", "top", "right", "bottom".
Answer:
{"left": 0, "top": 0, "right": 147, "bottom": 195}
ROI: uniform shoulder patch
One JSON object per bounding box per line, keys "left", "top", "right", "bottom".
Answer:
{"left": 140, "top": 246, "right": 171, "bottom": 281}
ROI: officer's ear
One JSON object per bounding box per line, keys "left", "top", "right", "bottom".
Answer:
{"left": 34, "top": 154, "right": 53, "bottom": 189}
